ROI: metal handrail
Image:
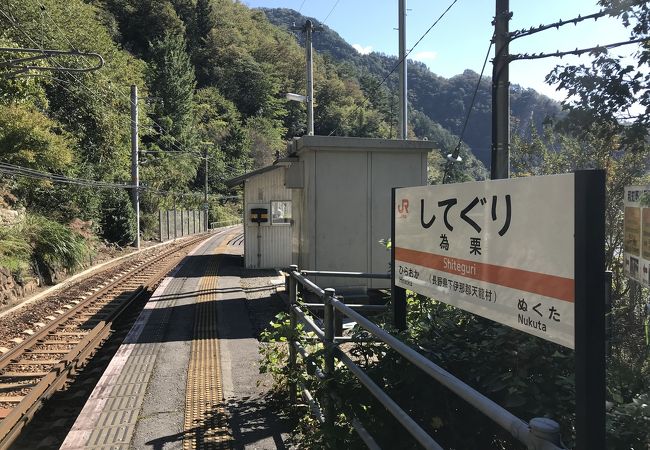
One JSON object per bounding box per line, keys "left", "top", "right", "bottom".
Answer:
{"left": 285, "top": 265, "right": 565, "bottom": 450}
{"left": 300, "top": 270, "right": 391, "bottom": 279}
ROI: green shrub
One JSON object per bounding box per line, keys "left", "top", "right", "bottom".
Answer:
{"left": 606, "top": 393, "right": 650, "bottom": 449}
{"left": 0, "top": 225, "right": 32, "bottom": 278}
{"left": 24, "top": 215, "right": 89, "bottom": 278}
{"left": 209, "top": 201, "right": 241, "bottom": 227}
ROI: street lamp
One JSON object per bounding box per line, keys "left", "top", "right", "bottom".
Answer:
{"left": 285, "top": 92, "right": 307, "bottom": 103}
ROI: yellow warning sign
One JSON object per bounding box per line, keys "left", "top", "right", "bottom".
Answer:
{"left": 624, "top": 206, "right": 641, "bottom": 255}
{"left": 641, "top": 208, "right": 650, "bottom": 260}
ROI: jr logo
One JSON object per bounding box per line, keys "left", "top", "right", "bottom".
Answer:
{"left": 397, "top": 199, "right": 409, "bottom": 217}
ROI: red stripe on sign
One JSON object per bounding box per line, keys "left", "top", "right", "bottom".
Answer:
{"left": 395, "top": 247, "right": 574, "bottom": 302}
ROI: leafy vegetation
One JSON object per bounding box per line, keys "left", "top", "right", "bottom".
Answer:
{"left": 0, "top": 0, "right": 496, "bottom": 286}
{"left": 0, "top": 0, "right": 646, "bottom": 446}
{"left": 0, "top": 214, "right": 92, "bottom": 283}
{"left": 258, "top": 5, "right": 649, "bottom": 449}
{"left": 262, "top": 7, "right": 561, "bottom": 167}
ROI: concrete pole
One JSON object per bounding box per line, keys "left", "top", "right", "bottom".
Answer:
{"left": 305, "top": 19, "right": 314, "bottom": 136}
{"left": 204, "top": 149, "right": 209, "bottom": 231}
{"left": 130, "top": 85, "right": 140, "bottom": 249}
{"left": 173, "top": 196, "right": 177, "bottom": 240}
{"left": 166, "top": 209, "right": 171, "bottom": 241}
{"left": 398, "top": 0, "right": 408, "bottom": 139}
{"left": 491, "top": 0, "right": 510, "bottom": 179}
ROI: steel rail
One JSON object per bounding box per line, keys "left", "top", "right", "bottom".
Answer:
{"left": 0, "top": 232, "right": 216, "bottom": 449}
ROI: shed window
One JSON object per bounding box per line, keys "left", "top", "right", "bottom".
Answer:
{"left": 271, "top": 200, "right": 292, "bottom": 225}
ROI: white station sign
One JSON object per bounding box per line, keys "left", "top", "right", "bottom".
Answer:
{"left": 395, "top": 174, "right": 576, "bottom": 348}
{"left": 624, "top": 185, "right": 650, "bottom": 287}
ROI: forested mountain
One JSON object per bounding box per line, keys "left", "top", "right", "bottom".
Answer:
{"left": 0, "top": 2, "right": 648, "bottom": 446}
{"left": 0, "top": 0, "right": 487, "bottom": 280}
{"left": 262, "top": 7, "right": 562, "bottom": 166}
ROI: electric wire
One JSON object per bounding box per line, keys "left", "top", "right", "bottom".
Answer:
{"left": 0, "top": 6, "right": 132, "bottom": 134}
{"left": 297, "top": 0, "right": 307, "bottom": 14}
{"left": 509, "top": 8, "right": 614, "bottom": 41}
{"left": 327, "top": 0, "right": 458, "bottom": 136}
{"left": 322, "top": 0, "right": 341, "bottom": 25}
{"left": 32, "top": 0, "right": 236, "bottom": 164}
{"left": 33, "top": 2, "right": 193, "bottom": 155}
{"left": 442, "top": 36, "right": 494, "bottom": 184}
{"left": 511, "top": 37, "right": 650, "bottom": 61}
{"left": 0, "top": 8, "right": 236, "bottom": 181}
{"left": 1, "top": 4, "right": 247, "bottom": 192}
{"left": 0, "top": 162, "right": 240, "bottom": 200}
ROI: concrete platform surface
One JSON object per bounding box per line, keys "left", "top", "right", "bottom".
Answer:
{"left": 60, "top": 229, "right": 291, "bottom": 450}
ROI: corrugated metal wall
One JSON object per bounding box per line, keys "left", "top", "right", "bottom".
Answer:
{"left": 295, "top": 144, "right": 429, "bottom": 289}
{"left": 244, "top": 168, "right": 293, "bottom": 269}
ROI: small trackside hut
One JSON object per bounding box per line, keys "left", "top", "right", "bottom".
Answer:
{"left": 227, "top": 136, "right": 434, "bottom": 290}
{"left": 226, "top": 158, "right": 296, "bottom": 269}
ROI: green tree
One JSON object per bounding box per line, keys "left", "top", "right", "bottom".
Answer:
{"left": 0, "top": 103, "right": 74, "bottom": 172}
{"left": 99, "top": 189, "right": 136, "bottom": 246}
{"left": 148, "top": 31, "right": 196, "bottom": 148}
{"left": 546, "top": 0, "right": 649, "bottom": 141}
{"left": 512, "top": 123, "right": 650, "bottom": 449}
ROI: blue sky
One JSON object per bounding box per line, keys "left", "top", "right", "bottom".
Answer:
{"left": 242, "top": 0, "right": 638, "bottom": 102}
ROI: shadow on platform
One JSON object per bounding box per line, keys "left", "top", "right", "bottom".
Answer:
{"left": 144, "top": 393, "right": 291, "bottom": 450}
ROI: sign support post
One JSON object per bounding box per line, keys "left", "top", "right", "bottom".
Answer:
{"left": 393, "top": 170, "right": 607, "bottom": 447}
{"left": 574, "top": 170, "right": 606, "bottom": 450}
{"left": 392, "top": 187, "right": 407, "bottom": 331}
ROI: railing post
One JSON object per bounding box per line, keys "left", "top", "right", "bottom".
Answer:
{"left": 323, "top": 288, "right": 336, "bottom": 428}
{"left": 288, "top": 265, "right": 298, "bottom": 405}
{"left": 528, "top": 418, "right": 563, "bottom": 449}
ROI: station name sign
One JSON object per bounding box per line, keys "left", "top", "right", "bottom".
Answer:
{"left": 395, "top": 174, "right": 576, "bottom": 348}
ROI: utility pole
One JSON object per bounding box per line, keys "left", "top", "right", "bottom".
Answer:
{"left": 130, "top": 84, "right": 140, "bottom": 249}
{"left": 304, "top": 19, "right": 315, "bottom": 135}
{"left": 491, "top": 0, "right": 511, "bottom": 179}
{"left": 398, "top": 0, "right": 408, "bottom": 140}
{"left": 204, "top": 146, "right": 209, "bottom": 231}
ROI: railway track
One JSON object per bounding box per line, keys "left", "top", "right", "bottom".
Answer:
{"left": 0, "top": 231, "right": 225, "bottom": 449}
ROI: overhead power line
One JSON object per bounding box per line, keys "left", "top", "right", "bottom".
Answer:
{"left": 509, "top": 8, "right": 614, "bottom": 41}
{"left": 511, "top": 37, "right": 650, "bottom": 61}
{"left": 0, "top": 47, "right": 103, "bottom": 77}
{"left": 322, "top": 0, "right": 341, "bottom": 25}
{"left": 328, "top": 0, "right": 459, "bottom": 137}
{"left": 0, "top": 162, "right": 240, "bottom": 200}
{"left": 443, "top": 36, "right": 494, "bottom": 184}
{"left": 29, "top": 2, "right": 216, "bottom": 160}
{"left": 0, "top": 162, "right": 133, "bottom": 189}
{"left": 1, "top": 4, "right": 248, "bottom": 187}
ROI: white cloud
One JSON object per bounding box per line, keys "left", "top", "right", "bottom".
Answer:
{"left": 352, "top": 44, "right": 373, "bottom": 55}
{"left": 412, "top": 51, "right": 438, "bottom": 62}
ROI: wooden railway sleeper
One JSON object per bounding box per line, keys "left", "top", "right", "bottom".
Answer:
{"left": 0, "top": 287, "right": 138, "bottom": 371}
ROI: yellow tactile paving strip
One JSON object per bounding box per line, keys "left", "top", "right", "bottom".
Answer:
{"left": 183, "top": 239, "right": 233, "bottom": 450}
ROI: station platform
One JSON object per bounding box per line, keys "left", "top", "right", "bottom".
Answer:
{"left": 60, "top": 228, "right": 290, "bottom": 450}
